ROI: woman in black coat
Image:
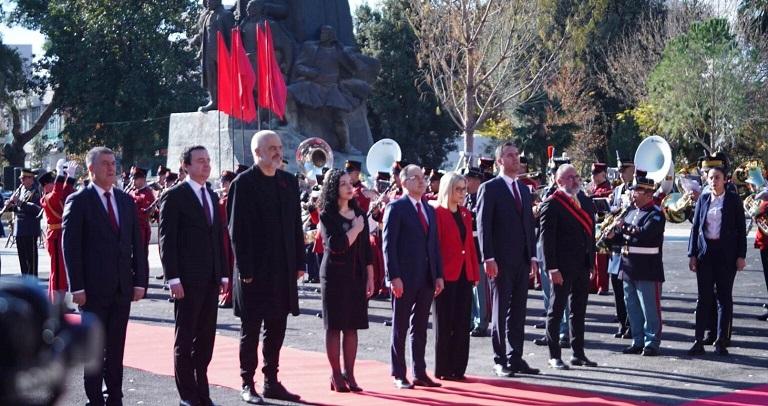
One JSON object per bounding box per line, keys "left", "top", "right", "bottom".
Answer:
{"left": 319, "top": 169, "right": 374, "bottom": 392}
{"left": 687, "top": 166, "right": 747, "bottom": 356}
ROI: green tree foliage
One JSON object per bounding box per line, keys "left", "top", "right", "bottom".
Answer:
{"left": 0, "top": 40, "right": 25, "bottom": 104}
{"left": 8, "top": 0, "right": 204, "bottom": 166}
{"left": 640, "top": 18, "right": 764, "bottom": 155}
{"left": 354, "top": 0, "right": 456, "bottom": 169}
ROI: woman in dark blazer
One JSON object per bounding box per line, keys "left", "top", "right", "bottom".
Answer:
{"left": 319, "top": 169, "right": 374, "bottom": 392}
{"left": 687, "top": 166, "right": 747, "bottom": 355}
{"left": 433, "top": 172, "right": 480, "bottom": 381}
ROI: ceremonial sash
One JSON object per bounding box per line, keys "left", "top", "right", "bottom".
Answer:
{"left": 551, "top": 191, "right": 593, "bottom": 237}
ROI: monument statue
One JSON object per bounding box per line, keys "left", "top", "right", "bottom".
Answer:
{"left": 190, "top": 0, "right": 236, "bottom": 112}
{"left": 240, "top": 0, "right": 295, "bottom": 78}
{"left": 287, "top": 26, "right": 371, "bottom": 154}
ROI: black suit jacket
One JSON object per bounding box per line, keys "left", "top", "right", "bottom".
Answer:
{"left": 382, "top": 196, "right": 444, "bottom": 288}
{"left": 477, "top": 176, "right": 536, "bottom": 273}
{"left": 540, "top": 191, "right": 596, "bottom": 278}
{"left": 63, "top": 184, "right": 148, "bottom": 299}
{"left": 228, "top": 166, "right": 304, "bottom": 317}
{"left": 688, "top": 190, "right": 747, "bottom": 263}
{"left": 159, "top": 181, "right": 225, "bottom": 286}
{"left": 12, "top": 186, "right": 42, "bottom": 237}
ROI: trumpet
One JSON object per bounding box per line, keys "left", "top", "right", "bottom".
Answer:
{"left": 0, "top": 185, "right": 35, "bottom": 216}
{"left": 596, "top": 206, "right": 630, "bottom": 250}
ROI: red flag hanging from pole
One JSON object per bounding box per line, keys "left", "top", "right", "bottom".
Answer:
{"left": 216, "top": 31, "right": 235, "bottom": 117}
{"left": 256, "top": 22, "right": 287, "bottom": 119}
{"left": 230, "top": 27, "right": 257, "bottom": 122}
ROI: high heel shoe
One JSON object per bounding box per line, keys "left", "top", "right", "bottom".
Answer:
{"left": 330, "top": 374, "right": 350, "bottom": 393}
{"left": 342, "top": 372, "right": 363, "bottom": 392}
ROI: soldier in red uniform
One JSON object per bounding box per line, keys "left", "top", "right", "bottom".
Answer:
{"left": 345, "top": 160, "right": 371, "bottom": 212}
{"left": 129, "top": 168, "right": 155, "bottom": 290}
{"left": 42, "top": 160, "right": 78, "bottom": 302}
{"left": 424, "top": 169, "right": 442, "bottom": 201}
{"left": 518, "top": 156, "right": 541, "bottom": 191}
{"left": 588, "top": 162, "right": 613, "bottom": 295}
{"left": 218, "top": 170, "right": 237, "bottom": 308}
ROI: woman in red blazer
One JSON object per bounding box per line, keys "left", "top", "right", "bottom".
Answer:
{"left": 433, "top": 171, "right": 480, "bottom": 381}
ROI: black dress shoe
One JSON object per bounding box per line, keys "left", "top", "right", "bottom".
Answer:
{"left": 559, "top": 339, "right": 571, "bottom": 348}
{"left": 470, "top": 327, "right": 489, "bottom": 337}
{"left": 701, "top": 334, "right": 716, "bottom": 345}
{"left": 240, "top": 385, "right": 264, "bottom": 404}
{"left": 262, "top": 381, "right": 300, "bottom": 402}
{"left": 393, "top": 377, "right": 414, "bottom": 389}
{"left": 622, "top": 329, "right": 633, "bottom": 339}
{"left": 533, "top": 337, "right": 548, "bottom": 346}
{"left": 758, "top": 311, "right": 768, "bottom": 321}
{"left": 570, "top": 356, "right": 597, "bottom": 367}
{"left": 688, "top": 341, "right": 705, "bottom": 356}
{"left": 534, "top": 321, "right": 546, "bottom": 329}
{"left": 492, "top": 364, "right": 514, "bottom": 377}
{"left": 622, "top": 345, "right": 643, "bottom": 354}
{"left": 614, "top": 327, "right": 627, "bottom": 338}
{"left": 548, "top": 358, "right": 569, "bottom": 370}
{"left": 642, "top": 347, "right": 660, "bottom": 357}
{"left": 413, "top": 375, "right": 442, "bottom": 387}
{"left": 512, "top": 359, "right": 540, "bottom": 375}
{"left": 714, "top": 341, "right": 729, "bottom": 355}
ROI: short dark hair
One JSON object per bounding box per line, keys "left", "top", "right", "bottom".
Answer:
{"left": 494, "top": 141, "right": 517, "bottom": 160}
{"left": 181, "top": 145, "right": 207, "bottom": 165}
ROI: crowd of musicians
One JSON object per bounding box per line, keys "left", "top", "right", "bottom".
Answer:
{"left": 1, "top": 130, "right": 767, "bottom": 406}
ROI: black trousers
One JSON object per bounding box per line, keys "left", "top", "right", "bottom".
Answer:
{"left": 16, "top": 235, "right": 38, "bottom": 277}
{"left": 390, "top": 280, "right": 434, "bottom": 379}
{"left": 239, "top": 313, "right": 288, "bottom": 384}
{"left": 433, "top": 274, "right": 473, "bottom": 378}
{"left": 82, "top": 295, "right": 131, "bottom": 406}
{"left": 695, "top": 240, "right": 737, "bottom": 343}
{"left": 761, "top": 249, "right": 768, "bottom": 300}
{"left": 546, "top": 269, "right": 589, "bottom": 360}
{"left": 490, "top": 263, "right": 529, "bottom": 367}
{"left": 174, "top": 283, "right": 219, "bottom": 404}
{"left": 611, "top": 273, "right": 628, "bottom": 329}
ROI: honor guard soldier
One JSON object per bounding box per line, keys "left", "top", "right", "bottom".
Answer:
{"left": 605, "top": 170, "right": 666, "bottom": 356}
{"left": 6, "top": 168, "right": 43, "bottom": 277}
{"left": 345, "top": 160, "right": 370, "bottom": 212}
{"left": 589, "top": 162, "right": 613, "bottom": 295}
{"left": 42, "top": 160, "right": 78, "bottom": 301}
{"left": 425, "top": 169, "right": 443, "bottom": 201}
{"left": 607, "top": 156, "right": 635, "bottom": 338}
{"left": 129, "top": 167, "right": 155, "bottom": 290}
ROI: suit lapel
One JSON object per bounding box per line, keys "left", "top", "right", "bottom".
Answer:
{"left": 88, "top": 185, "right": 117, "bottom": 236}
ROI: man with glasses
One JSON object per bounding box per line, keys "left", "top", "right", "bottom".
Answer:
{"left": 477, "top": 142, "right": 540, "bottom": 377}
{"left": 383, "top": 164, "right": 445, "bottom": 389}
{"left": 604, "top": 170, "right": 666, "bottom": 356}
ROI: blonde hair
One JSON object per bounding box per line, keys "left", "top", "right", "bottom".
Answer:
{"left": 436, "top": 171, "right": 466, "bottom": 208}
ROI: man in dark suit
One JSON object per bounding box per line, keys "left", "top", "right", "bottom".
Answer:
{"left": 540, "top": 164, "right": 598, "bottom": 369}
{"left": 63, "top": 146, "right": 148, "bottom": 406}
{"left": 477, "top": 141, "right": 540, "bottom": 377}
{"left": 229, "top": 130, "right": 304, "bottom": 404}
{"left": 383, "top": 164, "right": 445, "bottom": 389}
{"left": 5, "top": 168, "right": 42, "bottom": 277}
{"left": 159, "top": 146, "right": 227, "bottom": 406}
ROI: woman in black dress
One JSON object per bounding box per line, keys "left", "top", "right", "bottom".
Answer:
{"left": 319, "top": 169, "right": 374, "bottom": 392}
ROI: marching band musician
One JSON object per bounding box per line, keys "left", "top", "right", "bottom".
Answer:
{"left": 607, "top": 158, "right": 635, "bottom": 339}
{"left": 345, "top": 160, "right": 371, "bottom": 212}
{"left": 157, "top": 165, "right": 170, "bottom": 189}
{"left": 463, "top": 167, "right": 491, "bottom": 337}
{"left": 129, "top": 168, "right": 155, "bottom": 292}
{"left": 42, "top": 160, "right": 78, "bottom": 302}
{"left": 588, "top": 162, "right": 613, "bottom": 295}
{"left": 425, "top": 169, "right": 443, "bottom": 201}
{"left": 218, "top": 170, "right": 237, "bottom": 308}
{"left": 518, "top": 156, "right": 540, "bottom": 190}
{"left": 605, "top": 170, "right": 666, "bottom": 357}
{"left": 6, "top": 168, "right": 43, "bottom": 277}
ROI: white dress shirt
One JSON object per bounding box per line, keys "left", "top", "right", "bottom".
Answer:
{"left": 704, "top": 192, "right": 725, "bottom": 240}
{"left": 92, "top": 183, "right": 119, "bottom": 227}
{"left": 484, "top": 174, "right": 537, "bottom": 264}
{"left": 407, "top": 194, "right": 428, "bottom": 226}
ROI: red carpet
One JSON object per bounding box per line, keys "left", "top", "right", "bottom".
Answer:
{"left": 683, "top": 385, "right": 768, "bottom": 406}
{"left": 123, "top": 322, "right": 641, "bottom": 405}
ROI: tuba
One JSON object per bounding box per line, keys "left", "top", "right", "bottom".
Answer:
{"left": 634, "top": 135, "right": 674, "bottom": 194}
{"left": 739, "top": 160, "right": 767, "bottom": 233}
{"left": 365, "top": 138, "right": 402, "bottom": 179}
{"left": 296, "top": 137, "right": 334, "bottom": 180}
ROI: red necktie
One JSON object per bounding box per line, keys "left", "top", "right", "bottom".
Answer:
{"left": 104, "top": 192, "right": 119, "bottom": 233}
{"left": 511, "top": 181, "right": 522, "bottom": 213}
{"left": 200, "top": 187, "right": 212, "bottom": 226}
{"left": 416, "top": 202, "right": 429, "bottom": 233}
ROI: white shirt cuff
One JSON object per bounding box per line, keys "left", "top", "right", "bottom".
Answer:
{"left": 222, "top": 277, "right": 229, "bottom": 283}
{"left": 531, "top": 257, "right": 538, "bottom": 262}
{"left": 72, "top": 289, "right": 85, "bottom": 294}
{"left": 484, "top": 258, "right": 495, "bottom": 262}
{"left": 549, "top": 269, "right": 560, "bottom": 274}
{"left": 167, "top": 278, "right": 181, "bottom": 285}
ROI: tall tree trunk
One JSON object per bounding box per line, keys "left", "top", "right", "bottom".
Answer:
{"left": 3, "top": 92, "right": 59, "bottom": 167}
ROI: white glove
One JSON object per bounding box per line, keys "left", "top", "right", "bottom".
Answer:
{"left": 55, "top": 159, "right": 66, "bottom": 175}
{"left": 66, "top": 161, "right": 78, "bottom": 178}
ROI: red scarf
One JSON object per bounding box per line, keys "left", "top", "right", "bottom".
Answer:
{"left": 551, "top": 190, "right": 593, "bottom": 237}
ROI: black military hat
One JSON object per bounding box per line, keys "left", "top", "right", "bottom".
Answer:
{"left": 698, "top": 152, "right": 729, "bottom": 173}
{"left": 617, "top": 155, "right": 634, "bottom": 169}
{"left": 37, "top": 171, "right": 55, "bottom": 186}
{"left": 460, "top": 167, "right": 483, "bottom": 180}
{"left": 157, "top": 165, "right": 170, "bottom": 176}
{"left": 429, "top": 169, "right": 443, "bottom": 182}
{"left": 19, "top": 168, "right": 35, "bottom": 179}
{"left": 221, "top": 170, "right": 237, "bottom": 183}
{"left": 630, "top": 169, "right": 655, "bottom": 191}
{"left": 591, "top": 162, "right": 608, "bottom": 175}
{"left": 344, "top": 160, "right": 362, "bottom": 173}
{"left": 166, "top": 172, "right": 179, "bottom": 183}
{"left": 478, "top": 157, "right": 495, "bottom": 174}
{"left": 519, "top": 156, "right": 529, "bottom": 165}
{"left": 315, "top": 174, "right": 324, "bottom": 186}
{"left": 133, "top": 167, "right": 148, "bottom": 179}
{"left": 549, "top": 155, "right": 571, "bottom": 174}
{"left": 235, "top": 164, "right": 249, "bottom": 174}
{"left": 376, "top": 171, "right": 391, "bottom": 181}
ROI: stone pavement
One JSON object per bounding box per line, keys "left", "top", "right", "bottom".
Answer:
{"left": 1, "top": 222, "right": 766, "bottom": 405}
